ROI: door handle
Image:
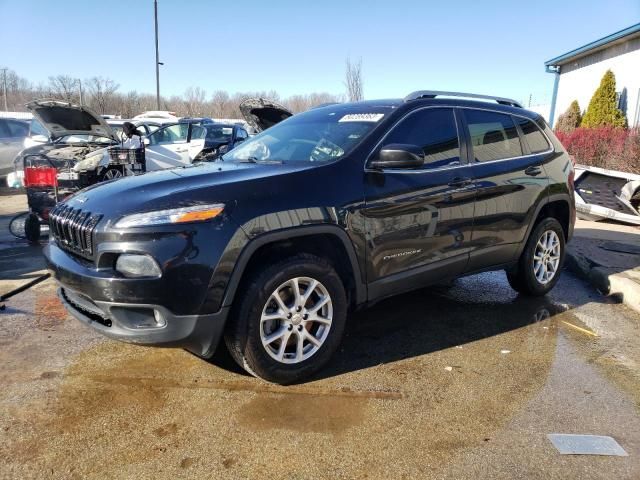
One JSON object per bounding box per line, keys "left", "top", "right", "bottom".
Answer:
{"left": 448, "top": 177, "right": 472, "bottom": 188}
{"left": 525, "top": 166, "right": 542, "bottom": 176}
{"left": 175, "top": 148, "right": 187, "bottom": 153}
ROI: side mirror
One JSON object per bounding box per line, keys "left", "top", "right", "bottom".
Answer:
{"left": 370, "top": 144, "right": 424, "bottom": 170}
{"left": 143, "top": 137, "right": 150, "bottom": 146}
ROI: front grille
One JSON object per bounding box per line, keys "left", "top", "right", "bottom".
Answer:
{"left": 49, "top": 204, "right": 102, "bottom": 258}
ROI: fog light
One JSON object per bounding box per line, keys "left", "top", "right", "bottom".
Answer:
{"left": 115, "top": 254, "right": 162, "bottom": 278}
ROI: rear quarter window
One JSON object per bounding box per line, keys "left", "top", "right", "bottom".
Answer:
{"left": 516, "top": 117, "right": 551, "bottom": 154}
{"left": 464, "top": 109, "right": 522, "bottom": 162}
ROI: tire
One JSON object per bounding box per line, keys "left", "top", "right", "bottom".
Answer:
{"left": 224, "top": 253, "right": 347, "bottom": 384}
{"left": 24, "top": 213, "right": 41, "bottom": 243}
{"left": 507, "top": 217, "right": 565, "bottom": 296}
{"left": 9, "top": 212, "right": 29, "bottom": 239}
{"left": 101, "top": 168, "right": 123, "bottom": 181}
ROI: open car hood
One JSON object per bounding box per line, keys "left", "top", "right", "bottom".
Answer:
{"left": 26, "top": 99, "right": 117, "bottom": 141}
{"left": 239, "top": 98, "right": 292, "bottom": 133}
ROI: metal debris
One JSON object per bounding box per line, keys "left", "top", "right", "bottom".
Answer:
{"left": 574, "top": 165, "right": 640, "bottom": 226}
{"left": 547, "top": 434, "right": 628, "bottom": 456}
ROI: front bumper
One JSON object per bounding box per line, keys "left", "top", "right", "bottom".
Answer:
{"left": 57, "top": 287, "right": 228, "bottom": 357}
{"left": 45, "top": 241, "right": 230, "bottom": 357}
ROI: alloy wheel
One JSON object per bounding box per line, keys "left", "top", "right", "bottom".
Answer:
{"left": 259, "top": 277, "right": 333, "bottom": 364}
{"left": 533, "top": 230, "right": 561, "bottom": 285}
{"left": 104, "top": 169, "right": 123, "bottom": 180}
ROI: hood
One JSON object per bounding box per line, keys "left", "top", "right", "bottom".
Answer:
{"left": 63, "top": 161, "right": 313, "bottom": 219}
{"left": 239, "top": 98, "right": 292, "bottom": 132}
{"left": 26, "top": 99, "right": 117, "bottom": 141}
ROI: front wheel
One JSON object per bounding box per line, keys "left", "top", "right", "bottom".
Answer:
{"left": 507, "top": 218, "right": 566, "bottom": 296}
{"left": 101, "top": 168, "right": 123, "bottom": 181}
{"left": 224, "top": 254, "right": 347, "bottom": 384}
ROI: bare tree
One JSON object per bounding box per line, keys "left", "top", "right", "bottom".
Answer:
{"left": 344, "top": 57, "right": 364, "bottom": 102}
{"left": 47, "top": 75, "right": 79, "bottom": 103}
{"left": 86, "top": 76, "right": 120, "bottom": 114}
{"left": 184, "top": 86, "right": 207, "bottom": 116}
{"left": 210, "top": 90, "right": 232, "bottom": 118}
{"left": 2, "top": 67, "right": 346, "bottom": 118}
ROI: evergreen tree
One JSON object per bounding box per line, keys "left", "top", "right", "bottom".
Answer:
{"left": 555, "top": 100, "right": 582, "bottom": 133}
{"left": 581, "top": 70, "right": 627, "bottom": 128}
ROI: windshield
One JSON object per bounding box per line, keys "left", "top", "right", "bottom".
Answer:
{"left": 205, "top": 125, "right": 233, "bottom": 143}
{"left": 55, "top": 134, "right": 116, "bottom": 144}
{"left": 222, "top": 106, "right": 391, "bottom": 163}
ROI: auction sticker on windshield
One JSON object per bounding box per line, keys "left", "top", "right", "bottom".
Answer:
{"left": 338, "top": 113, "right": 385, "bottom": 122}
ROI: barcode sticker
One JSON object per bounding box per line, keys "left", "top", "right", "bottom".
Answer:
{"left": 338, "top": 113, "right": 384, "bottom": 123}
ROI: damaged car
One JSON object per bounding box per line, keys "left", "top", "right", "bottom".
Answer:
{"left": 239, "top": 97, "right": 292, "bottom": 134}
{"left": 13, "top": 100, "right": 122, "bottom": 187}
{"left": 574, "top": 164, "right": 640, "bottom": 225}
{"left": 143, "top": 121, "right": 250, "bottom": 169}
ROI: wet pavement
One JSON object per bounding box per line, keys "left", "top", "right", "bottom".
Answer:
{"left": 1, "top": 191, "right": 639, "bottom": 479}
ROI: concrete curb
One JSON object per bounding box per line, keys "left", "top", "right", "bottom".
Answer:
{"left": 565, "top": 248, "right": 640, "bottom": 314}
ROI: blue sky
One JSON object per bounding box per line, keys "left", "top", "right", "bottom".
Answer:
{"left": 1, "top": 0, "right": 638, "bottom": 105}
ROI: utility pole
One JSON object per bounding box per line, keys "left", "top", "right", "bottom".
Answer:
{"left": 1, "top": 68, "right": 8, "bottom": 112}
{"left": 154, "top": 0, "right": 161, "bottom": 109}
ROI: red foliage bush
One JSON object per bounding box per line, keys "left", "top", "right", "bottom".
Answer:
{"left": 555, "top": 127, "right": 640, "bottom": 174}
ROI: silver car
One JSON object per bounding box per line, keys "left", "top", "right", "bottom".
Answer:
{"left": 0, "top": 118, "right": 29, "bottom": 176}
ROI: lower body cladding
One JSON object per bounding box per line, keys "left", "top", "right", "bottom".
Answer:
{"left": 57, "top": 286, "right": 228, "bottom": 357}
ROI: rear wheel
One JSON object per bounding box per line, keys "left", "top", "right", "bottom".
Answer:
{"left": 224, "top": 254, "right": 347, "bottom": 384}
{"left": 507, "top": 218, "right": 565, "bottom": 296}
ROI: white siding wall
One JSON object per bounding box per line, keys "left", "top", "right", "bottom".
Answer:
{"left": 554, "top": 42, "right": 640, "bottom": 127}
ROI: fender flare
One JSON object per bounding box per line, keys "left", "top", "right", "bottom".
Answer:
{"left": 515, "top": 192, "right": 573, "bottom": 258}
{"left": 221, "top": 225, "right": 367, "bottom": 308}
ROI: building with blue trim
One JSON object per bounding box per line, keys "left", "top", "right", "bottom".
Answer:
{"left": 545, "top": 23, "right": 640, "bottom": 127}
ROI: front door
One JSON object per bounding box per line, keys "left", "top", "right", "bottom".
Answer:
{"left": 145, "top": 123, "right": 192, "bottom": 170}
{"left": 363, "top": 107, "right": 477, "bottom": 299}
{"left": 459, "top": 109, "right": 552, "bottom": 271}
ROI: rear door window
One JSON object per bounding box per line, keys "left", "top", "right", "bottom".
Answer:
{"left": 380, "top": 107, "right": 460, "bottom": 168}
{"left": 148, "top": 124, "right": 189, "bottom": 145}
{"left": 7, "top": 120, "right": 29, "bottom": 137}
{"left": 0, "top": 120, "right": 11, "bottom": 139}
{"left": 516, "top": 117, "right": 551, "bottom": 154}
{"left": 464, "top": 110, "right": 522, "bottom": 162}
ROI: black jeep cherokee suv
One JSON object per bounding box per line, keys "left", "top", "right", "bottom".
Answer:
{"left": 45, "top": 91, "right": 575, "bottom": 384}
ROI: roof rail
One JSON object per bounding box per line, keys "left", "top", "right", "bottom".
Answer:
{"left": 404, "top": 90, "right": 523, "bottom": 108}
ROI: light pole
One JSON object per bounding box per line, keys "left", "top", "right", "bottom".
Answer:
{"left": 1, "top": 68, "right": 8, "bottom": 112}
{"left": 154, "top": 0, "right": 162, "bottom": 109}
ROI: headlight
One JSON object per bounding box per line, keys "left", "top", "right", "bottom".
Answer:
{"left": 73, "top": 151, "right": 104, "bottom": 172}
{"left": 115, "top": 254, "right": 162, "bottom": 278}
{"left": 114, "top": 204, "right": 225, "bottom": 228}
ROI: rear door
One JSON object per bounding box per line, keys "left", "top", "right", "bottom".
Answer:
{"left": 145, "top": 123, "right": 191, "bottom": 170}
{"left": 460, "top": 109, "right": 551, "bottom": 271}
{"left": 187, "top": 125, "right": 206, "bottom": 160}
{"left": 363, "top": 107, "right": 477, "bottom": 298}
{"left": 0, "top": 119, "right": 28, "bottom": 175}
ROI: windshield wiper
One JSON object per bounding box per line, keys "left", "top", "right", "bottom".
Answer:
{"left": 236, "top": 156, "right": 259, "bottom": 163}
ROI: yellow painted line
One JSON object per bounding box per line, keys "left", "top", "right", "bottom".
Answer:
{"left": 561, "top": 320, "right": 598, "bottom": 337}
